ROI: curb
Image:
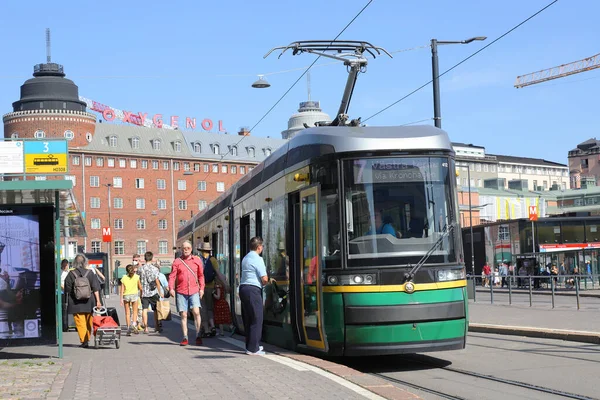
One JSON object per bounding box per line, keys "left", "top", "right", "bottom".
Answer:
{"left": 474, "top": 289, "right": 600, "bottom": 298}
{"left": 469, "top": 323, "right": 600, "bottom": 344}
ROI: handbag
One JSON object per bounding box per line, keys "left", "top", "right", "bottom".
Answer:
{"left": 156, "top": 300, "right": 172, "bottom": 321}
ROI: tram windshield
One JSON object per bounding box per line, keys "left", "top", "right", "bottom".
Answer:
{"left": 344, "top": 157, "right": 456, "bottom": 264}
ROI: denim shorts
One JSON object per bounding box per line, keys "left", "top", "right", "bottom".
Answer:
{"left": 123, "top": 294, "right": 139, "bottom": 303}
{"left": 176, "top": 292, "right": 201, "bottom": 313}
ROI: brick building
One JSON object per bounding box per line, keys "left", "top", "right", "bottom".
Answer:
{"left": 3, "top": 58, "right": 286, "bottom": 268}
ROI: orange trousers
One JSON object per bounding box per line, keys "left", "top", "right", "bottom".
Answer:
{"left": 73, "top": 313, "right": 93, "bottom": 343}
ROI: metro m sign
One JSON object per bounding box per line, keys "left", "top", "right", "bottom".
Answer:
{"left": 528, "top": 205, "right": 538, "bottom": 221}
{"left": 102, "top": 227, "right": 112, "bottom": 242}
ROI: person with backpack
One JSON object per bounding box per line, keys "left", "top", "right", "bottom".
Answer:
{"left": 64, "top": 254, "right": 102, "bottom": 348}
{"left": 199, "top": 242, "right": 217, "bottom": 337}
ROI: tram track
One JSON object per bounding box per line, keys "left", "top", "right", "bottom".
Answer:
{"left": 371, "top": 355, "right": 596, "bottom": 400}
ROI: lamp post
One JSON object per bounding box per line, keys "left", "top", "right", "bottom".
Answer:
{"left": 431, "top": 37, "right": 487, "bottom": 128}
{"left": 459, "top": 162, "right": 476, "bottom": 277}
{"left": 106, "top": 183, "right": 112, "bottom": 293}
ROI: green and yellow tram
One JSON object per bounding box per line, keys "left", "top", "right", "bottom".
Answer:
{"left": 177, "top": 125, "right": 467, "bottom": 356}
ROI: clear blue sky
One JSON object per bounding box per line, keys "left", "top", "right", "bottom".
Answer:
{"left": 1, "top": 0, "right": 597, "bottom": 165}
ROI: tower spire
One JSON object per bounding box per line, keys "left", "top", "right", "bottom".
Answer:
{"left": 46, "top": 28, "right": 51, "bottom": 63}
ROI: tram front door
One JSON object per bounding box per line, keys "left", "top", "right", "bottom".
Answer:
{"left": 295, "top": 187, "right": 327, "bottom": 351}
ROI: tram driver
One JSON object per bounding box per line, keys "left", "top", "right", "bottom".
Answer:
{"left": 366, "top": 210, "right": 398, "bottom": 237}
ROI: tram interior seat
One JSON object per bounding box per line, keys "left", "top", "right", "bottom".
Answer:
{"left": 349, "top": 232, "right": 447, "bottom": 255}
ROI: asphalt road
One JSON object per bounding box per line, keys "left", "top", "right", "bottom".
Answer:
{"left": 343, "top": 332, "right": 600, "bottom": 400}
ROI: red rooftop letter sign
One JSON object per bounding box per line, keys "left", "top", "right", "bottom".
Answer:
{"left": 102, "top": 227, "right": 112, "bottom": 242}
{"left": 528, "top": 205, "right": 538, "bottom": 221}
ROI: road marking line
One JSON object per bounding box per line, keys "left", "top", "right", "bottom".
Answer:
{"left": 218, "top": 337, "right": 385, "bottom": 400}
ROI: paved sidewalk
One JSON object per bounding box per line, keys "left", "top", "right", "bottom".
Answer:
{"left": 0, "top": 296, "right": 420, "bottom": 400}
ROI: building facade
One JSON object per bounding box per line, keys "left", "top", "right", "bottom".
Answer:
{"left": 3, "top": 58, "right": 286, "bottom": 268}
{"left": 568, "top": 138, "right": 600, "bottom": 189}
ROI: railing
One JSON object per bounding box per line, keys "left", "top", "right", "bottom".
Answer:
{"left": 467, "top": 274, "right": 600, "bottom": 310}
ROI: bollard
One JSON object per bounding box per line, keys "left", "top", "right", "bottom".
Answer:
{"left": 490, "top": 278, "right": 494, "bottom": 304}
{"left": 473, "top": 276, "right": 477, "bottom": 303}
{"left": 550, "top": 277, "right": 555, "bottom": 309}
{"left": 508, "top": 276, "right": 512, "bottom": 305}
{"left": 529, "top": 276, "right": 533, "bottom": 307}
{"left": 575, "top": 276, "right": 580, "bottom": 310}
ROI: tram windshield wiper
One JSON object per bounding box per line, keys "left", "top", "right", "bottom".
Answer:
{"left": 403, "top": 223, "right": 455, "bottom": 283}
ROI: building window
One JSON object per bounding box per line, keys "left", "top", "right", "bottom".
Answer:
{"left": 543, "top": 181, "right": 548, "bottom": 190}
{"left": 194, "top": 142, "right": 201, "bottom": 153}
{"left": 113, "top": 198, "right": 123, "bottom": 209}
{"left": 533, "top": 180, "right": 538, "bottom": 190}
{"left": 562, "top": 182, "right": 567, "bottom": 190}
{"left": 84, "top": 156, "right": 92, "bottom": 166}
{"left": 231, "top": 146, "right": 238, "bottom": 156}
{"left": 130, "top": 159, "right": 137, "bottom": 168}
{"left": 64, "top": 130, "right": 74, "bottom": 140}
{"left": 158, "top": 240, "right": 168, "bottom": 254}
{"left": 199, "top": 200, "right": 207, "bottom": 210}
{"left": 107, "top": 158, "right": 115, "bottom": 167}
{"left": 141, "top": 160, "right": 148, "bottom": 169}
{"left": 231, "top": 165, "right": 237, "bottom": 174}
{"left": 10, "top": 132, "right": 19, "bottom": 139}
{"left": 194, "top": 163, "right": 200, "bottom": 172}
{"left": 90, "top": 197, "right": 100, "bottom": 208}
{"left": 91, "top": 241, "right": 101, "bottom": 253}
{"left": 174, "top": 141, "right": 182, "bottom": 152}
{"left": 66, "top": 175, "right": 76, "bottom": 186}
{"left": 157, "top": 179, "right": 166, "bottom": 190}
{"left": 91, "top": 218, "right": 101, "bottom": 229}
{"left": 162, "top": 161, "right": 169, "bottom": 170}
{"left": 221, "top": 165, "right": 227, "bottom": 174}
{"left": 477, "top": 179, "right": 482, "bottom": 187}
{"left": 113, "top": 177, "right": 122, "bottom": 188}
{"left": 498, "top": 226, "right": 510, "bottom": 241}
{"left": 137, "top": 241, "right": 147, "bottom": 255}
{"left": 581, "top": 159, "right": 589, "bottom": 169}
{"left": 178, "top": 200, "right": 187, "bottom": 210}
{"left": 158, "top": 219, "right": 167, "bottom": 230}
{"left": 173, "top": 162, "right": 180, "bottom": 171}
{"left": 132, "top": 136, "right": 140, "bottom": 149}
{"left": 152, "top": 160, "right": 159, "bottom": 170}
{"left": 96, "top": 157, "right": 104, "bottom": 167}
{"left": 184, "top": 162, "right": 190, "bottom": 172}
{"left": 118, "top": 158, "right": 126, "bottom": 168}
{"left": 90, "top": 176, "right": 100, "bottom": 187}
{"left": 248, "top": 147, "right": 255, "bottom": 158}
{"left": 34, "top": 176, "right": 47, "bottom": 181}
{"left": 114, "top": 241, "right": 125, "bottom": 255}
{"left": 136, "top": 198, "right": 145, "bottom": 209}
{"left": 216, "top": 182, "right": 225, "bottom": 192}
{"left": 197, "top": 181, "right": 207, "bottom": 191}
{"left": 178, "top": 180, "right": 187, "bottom": 191}
{"left": 475, "top": 163, "right": 481, "bottom": 172}
{"left": 34, "top": 130, "right": 46, "bottom": 139}
{"left": 153, "top": 139, "right": 161, "bottom": 151}
{"left": 213, "top": 144, "right": 220, "bottom": 155}
{"left": 203, "top": 164, "right": 209, "bottom": 173}
{"left": 212, "top": 164, "right": 218, "bottom": 173}
{"left": 179, "top": 220, "right": 187, "bottom": 227}
{"left": 264, "top": 148, "right": 272, "bottom": 156}
{"left": 240, "top": 166, "right": 246, "bottom": 174}
{"left": 109, "top": 136, "right": 117, "bottom": 147}
{"left": 114, "top": 219, "right": 124, "bottom": 230}
{"left": 73, "top": 156, "right": 80, "bottom": 166}
{"left": 137, "top": 219, "right": 146, "bottom": 229}
{"left": 158, "top": 199, "right": 167, "bottom": 210}
{"left": 135, "top": 178, "right": 145, "bottom": 189}
{"left": 491, "top": 165, "right": 496, "bottom": 173}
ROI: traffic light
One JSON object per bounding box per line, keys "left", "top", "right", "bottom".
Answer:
{"left": 115, "top": 260, "right": 121, "bottom": 268}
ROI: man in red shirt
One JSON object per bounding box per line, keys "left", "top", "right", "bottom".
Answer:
{"left": 169, "top": 240, "right": 205, "bottom": 346}
{"left": 482, "top": 263, "right": 492, "bottom": 287}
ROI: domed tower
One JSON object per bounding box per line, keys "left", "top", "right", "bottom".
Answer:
{"left": 281, "top": 100, "right": 331, "bottom": 140}
{"left": 3, "top": 32, "right": 96, "bottom": 147}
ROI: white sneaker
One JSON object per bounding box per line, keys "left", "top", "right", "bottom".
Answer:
{"left": 259, "top": 346, "right": 264, "bottom": 351}
{"left": 245, "top": 349, "right": 265, "bottom": 355}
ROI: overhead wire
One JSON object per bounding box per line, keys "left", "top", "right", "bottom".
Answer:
{"left": 362, "top": 0, "right": 559, "bottom": 123}
{"left": 156, "top": 0, "right": 375, "bottom": 222}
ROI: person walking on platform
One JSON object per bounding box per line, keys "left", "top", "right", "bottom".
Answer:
{"left": 240, "top": 237, "right": 270, "bottom": 355}
{"left": 169, "top": 240, "right": 205, "bottom": 346}
{"left": 64, "top": 254, "right": 102, "bottom": 348}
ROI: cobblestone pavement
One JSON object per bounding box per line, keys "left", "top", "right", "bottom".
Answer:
{"left": 0, "top": 359, "right": 71, "bottom": 400}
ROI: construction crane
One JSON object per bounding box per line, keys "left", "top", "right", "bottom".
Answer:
{"left": 514, "top": 52, "right": 600, "bottom": 88}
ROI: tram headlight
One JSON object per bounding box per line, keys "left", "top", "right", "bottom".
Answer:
{"left": 437, "top": 268, "right": 466, "bottom": 282}
{"left": 327, "top": 275, "right": 339, "bottom": 285}
{"left": 364, "top": 274, "right": 374, "bottom": 284}
{"left": 353, "top": 275, "right": 364, "bottom": 284}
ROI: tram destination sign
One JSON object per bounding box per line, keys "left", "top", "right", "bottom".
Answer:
{"left": 0, "top": 141, "right": 24, "bottom": 174}
{"left": 24, "top": 141, "right": 68, "bottom": 174}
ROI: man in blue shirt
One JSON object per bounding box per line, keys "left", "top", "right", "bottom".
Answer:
{"left": 366, "top": 210, "right": 396, "bottom": 236}
{"left": 240, "top": 236, "right": 269, "bottom": 355}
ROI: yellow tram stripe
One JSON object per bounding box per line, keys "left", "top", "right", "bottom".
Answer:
{"left": 322, "top": 279, "right": 467, "bottom": 293}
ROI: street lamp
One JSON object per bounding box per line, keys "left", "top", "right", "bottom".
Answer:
{"left": 431, "top": 37, "right": 487, "bottom": 128}
{"left": 251, "top": 75, "right": 271, "bottom": 88}
{"left": 105, "top": 183, "right": 113, "bottom": 292}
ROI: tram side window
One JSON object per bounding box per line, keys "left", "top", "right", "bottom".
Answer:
{"left": 262, "top": 196, "right": 287, "bottom": 280}
{"left": 313, "top": 162, "right": 341, "bottom": 269}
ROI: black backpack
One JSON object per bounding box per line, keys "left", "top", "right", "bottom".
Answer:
{"left": 203, "top": 256, "right": 216, "bottom": 284}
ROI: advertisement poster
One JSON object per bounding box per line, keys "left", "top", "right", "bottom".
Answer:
{"left": 0, "top": 214, "right": 41, "bottom": 339}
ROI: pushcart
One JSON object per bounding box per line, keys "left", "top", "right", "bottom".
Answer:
{"left": 92, "top": 306, "right": 121, "bottom": 349}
